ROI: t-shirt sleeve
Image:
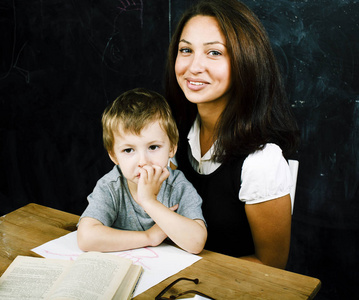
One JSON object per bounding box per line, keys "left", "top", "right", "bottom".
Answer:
{"left": 79, "top": 169, "right": 120, "bottom": 227}
{"left": 239, "top": 144, "right": 293, "bottom": 204}
{"left": 169, "top": 170, "right": 206, "bottom": 224}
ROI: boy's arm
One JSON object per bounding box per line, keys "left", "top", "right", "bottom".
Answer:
{"left": 141, "top": 201, "right": 207, "bottom": 254}
{"left": 137, "top": 166, "right": 207, "bottom": 254}
{"left": 77, "top": 217, "right": 168, "bottom": 252}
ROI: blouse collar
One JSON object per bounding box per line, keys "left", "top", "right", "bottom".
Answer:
{"left": 187, "top": 116, "right": 216, "bottom": 163}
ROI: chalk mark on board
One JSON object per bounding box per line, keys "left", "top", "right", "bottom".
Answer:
{"left": 117, "top": 0, "right": 143, "bottom": 27}
{"left": 1, "top": 0, "right": 30, "bottom": 83}
{"left": 100, "top": 0, "right": 144, "bottom": 102}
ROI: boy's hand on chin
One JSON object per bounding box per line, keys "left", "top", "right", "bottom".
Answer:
{"left": 136, "top": 165, "right": 170, "bottom": 206}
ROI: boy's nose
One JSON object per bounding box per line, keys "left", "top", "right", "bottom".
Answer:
{"left": 138, "top": 154, "right": 148, "bottom": 168}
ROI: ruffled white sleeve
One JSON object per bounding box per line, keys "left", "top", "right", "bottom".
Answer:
{"left": 239, "top": 144, "right": 293, "bottom": 204}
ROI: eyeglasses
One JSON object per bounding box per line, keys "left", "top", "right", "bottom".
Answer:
{"left": 155, "top": 277, "right": 215, "bottom": 300}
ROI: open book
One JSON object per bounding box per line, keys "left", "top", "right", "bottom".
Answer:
{"left": 0, "top": 252, "right": 142, "bottom": 300}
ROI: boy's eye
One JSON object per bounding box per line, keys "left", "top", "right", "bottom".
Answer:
{"left": 123, "top": 148, "right": 134, "bottom": 154}
{"left": 149, "top": 145, "right": 159, "bottom": 151}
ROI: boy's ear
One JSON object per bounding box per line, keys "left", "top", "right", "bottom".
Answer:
{"left": 108, "top": 151, "right": 118, "bottom": 165}
{"left": 169, "top": 144, "right": 178, "bottom": 158}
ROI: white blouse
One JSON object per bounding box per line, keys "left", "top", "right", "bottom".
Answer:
{"left": 174, "top": 118, "right": 293, "bottom": 204}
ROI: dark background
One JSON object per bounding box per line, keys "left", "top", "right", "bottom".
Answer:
{"left": 1, "top": 0, "right": 358, "bottom": 299}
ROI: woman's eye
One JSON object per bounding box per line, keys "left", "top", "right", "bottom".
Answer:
{"left": 149, "top": 145, "right": 159, "bottom": 151}
{"left": 209, "top": 50, "right": 222, "bottom": 56}
{"left": 123, "top": 148, "right": 133, "bottom": 154}
{"left": 179, "top": 47, "right": 192, "bottom": 54}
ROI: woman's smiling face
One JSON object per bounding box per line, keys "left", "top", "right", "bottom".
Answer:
{"left": 175, "top": 15, "right": 232, "bottom": 108}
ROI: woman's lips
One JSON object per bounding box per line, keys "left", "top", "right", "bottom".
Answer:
{"left": 186, "top": 79, "right": 208, "bottom": 91}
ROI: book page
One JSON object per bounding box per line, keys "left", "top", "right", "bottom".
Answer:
{"left": 113, "top": 264, "right": 143, "bottom": 300}
{"left": 32, "top": 231, "right": 202, "bottom": 297}
{"left": 47, "top": 252, "right": 133, "bottom": 300}
{"left": 0, "top": 256, "right": 70, "bottom": 299}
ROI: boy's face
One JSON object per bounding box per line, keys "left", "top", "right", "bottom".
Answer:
{"left": 110, "top": 121, "right": 177, "bottom": 189}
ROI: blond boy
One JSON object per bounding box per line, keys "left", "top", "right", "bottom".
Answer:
{"left": 77, "top": 88, "right": 207, "bottom": 254}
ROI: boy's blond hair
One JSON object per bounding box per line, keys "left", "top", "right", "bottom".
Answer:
{"left": 102, "top": 88, "right": 179, "bottom": 154}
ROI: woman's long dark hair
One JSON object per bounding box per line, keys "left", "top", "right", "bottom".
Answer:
{"left": 165, "top": 0, "right": 300, "bottom": 162}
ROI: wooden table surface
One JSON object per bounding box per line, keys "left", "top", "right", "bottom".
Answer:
{"left": 0, "top": 203, "right": 321, "bottom": 299}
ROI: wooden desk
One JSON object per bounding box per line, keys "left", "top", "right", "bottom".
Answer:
{"left": 0, "top": 203, "right": 321, "bottom": 299}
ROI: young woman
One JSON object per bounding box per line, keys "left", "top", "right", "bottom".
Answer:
{"left": 165, "top": 0, "right": 300, "bottom": 269}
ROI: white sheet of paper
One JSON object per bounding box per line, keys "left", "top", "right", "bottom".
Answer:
{"left": 181, "top": 297, "right": 212, "bottom": 300}
{"left": 32, "top": 232, "right": 201, "bottom": 297}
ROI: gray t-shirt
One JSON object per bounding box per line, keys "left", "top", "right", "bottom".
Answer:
{"left": 80, "top": 165, "right": 205, "bottom": 231}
